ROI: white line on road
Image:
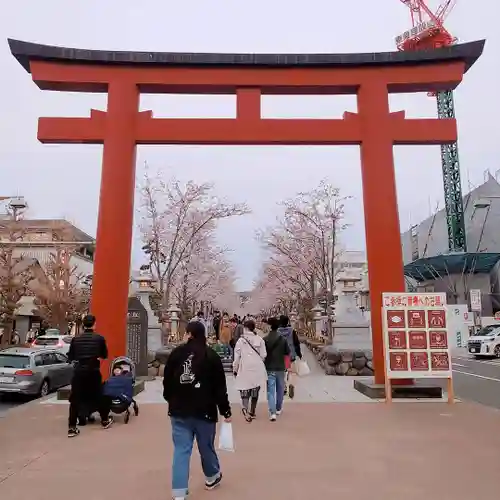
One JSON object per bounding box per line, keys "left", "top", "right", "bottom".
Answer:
{"left": 453, "top": 356, "right": 500, "bottom": 366}
{"left": 453, "top": 369, "right": 500, "bottom": 382}
{"left": 452, "top": 363, "right": 467, "bottom": 367}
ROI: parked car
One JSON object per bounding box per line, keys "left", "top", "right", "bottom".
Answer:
{"left": 31, "top": 335, "right": 73, "bottom": 354}
{"left": 467, "top": 325, "right": 500, "bottom": 358}
{"left": 0, "top": 347, "right": 73, "bottom": 397}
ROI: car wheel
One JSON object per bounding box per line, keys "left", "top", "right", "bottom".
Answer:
{"left": 39, "top": 379, "right": 50, "bottom": 397}
{"left": 494, "top": 346, "right": 500, "bottom": 359}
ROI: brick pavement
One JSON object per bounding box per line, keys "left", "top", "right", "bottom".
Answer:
{"left": 1, "top": 399, "right": 500, "bottom": 499}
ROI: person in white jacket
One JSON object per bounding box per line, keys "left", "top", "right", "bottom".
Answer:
{"left": 232, "top": 319, "right": 267, "bottom": 422}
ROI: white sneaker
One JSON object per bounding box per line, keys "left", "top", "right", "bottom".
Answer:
{"left": 276, "top": 409, "right": 282, "bottom": 416}
{"left": 270, "top": 414, "right": 277, "bottom": 421}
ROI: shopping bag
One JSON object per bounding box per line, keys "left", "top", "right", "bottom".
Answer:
{"left": 217, "top": 422, "right": 235, "bottom": 452}
{"left": 295, "top": 359, "right": 311, "bottom": 377}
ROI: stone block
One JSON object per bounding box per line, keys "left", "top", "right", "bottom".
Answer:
{"left": 353, "top": 380, "right": 443, "bottom": 399}
{"left": 315, "top": 346, "right": 374, "bottom": 376}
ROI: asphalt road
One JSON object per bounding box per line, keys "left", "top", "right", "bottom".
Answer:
{"left": 450, "top": 352, "right": 500, "bottom": 409}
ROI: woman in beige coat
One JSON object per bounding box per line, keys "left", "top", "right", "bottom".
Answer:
{"left": 233, "top": 319, "right": 267, "bottom": 421}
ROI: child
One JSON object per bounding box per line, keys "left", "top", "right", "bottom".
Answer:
{"left": 103, "top": 364, "right": 134, "bottom": 405}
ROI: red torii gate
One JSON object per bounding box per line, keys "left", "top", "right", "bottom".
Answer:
{"left": 9, "top": 39, "right": 484, "bottom": 382}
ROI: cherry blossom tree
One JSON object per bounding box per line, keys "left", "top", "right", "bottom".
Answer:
{"left": 0, "top": 203, "right": 39, "bottom": 346}
{"left": 139, "top": 167, "right": 250, "bottom": 317}
{"left": 256, "top": 180, "right": 350, "bottom": 321}
{"left": 32, "top": 226, "right": 90, "bottom": 333}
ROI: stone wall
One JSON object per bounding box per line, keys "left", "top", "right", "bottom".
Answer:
{"left": 303, "top": 338, "right": 374, "bottom": 376}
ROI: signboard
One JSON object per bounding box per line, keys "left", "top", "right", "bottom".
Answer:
{"left": 382, "top": 292, "right": 454, "bottom": 403}
{"left": 470, "top": 289, "right": 482, "bottom": 312}
{"left": 126, "top": 296, "right": 148, "bottom": 376}
{"left": 395, "top": 20, "right": 436, "bottom": 45}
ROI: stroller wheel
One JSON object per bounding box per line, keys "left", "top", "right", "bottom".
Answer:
{"left": 133, "top": 403, "right": 139, "bottom": 416}
{"left": 124, "top": 411, "right": 130, "bottom": 424}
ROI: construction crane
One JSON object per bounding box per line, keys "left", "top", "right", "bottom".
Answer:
{"left": 396, "top": 0, "right": 466, "bottom": 253}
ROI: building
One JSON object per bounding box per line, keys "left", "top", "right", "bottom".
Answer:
{"left": 0, "top": 218, "right": 95, "bottom": 339}
{"left": 400, "top": 174, "right": 500, "bottom": 315}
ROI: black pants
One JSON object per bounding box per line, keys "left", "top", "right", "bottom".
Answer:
{"left": 68, "top": 368, "right": 110, "bottom": 427}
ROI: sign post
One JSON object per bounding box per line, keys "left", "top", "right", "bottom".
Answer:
{"left": 382, "top": 292, "right": 454, "bottom": 404}
{"left": 470, "top": 289, "right": 482, "bottom": 313}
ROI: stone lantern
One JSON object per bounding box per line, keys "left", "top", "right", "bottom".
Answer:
{"left": 133, "top": 271, "right": 161, "bottom": 354}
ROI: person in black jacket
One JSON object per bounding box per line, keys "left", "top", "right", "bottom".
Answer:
{"left": 67, "top": 314, "right": 113, "bottom": 438}
{"left": 163, "top": 321, "right": 231, "bottom": 499}
{"left": 263, "top": 317, "right": 290, "bottom": 421}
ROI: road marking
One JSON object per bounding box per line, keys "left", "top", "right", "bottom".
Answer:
{"left": 452, "top": 363, "right": 467, "bottom": 367}
{"left": 453, "top": 369, "right": 500, "bottom": 382}
{"left": 453, "top": 356, "right": 500, "bottom": 366}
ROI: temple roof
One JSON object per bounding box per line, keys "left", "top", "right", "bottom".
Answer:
{"left": 8, "top": 38, "right": 485, "bottom": 74}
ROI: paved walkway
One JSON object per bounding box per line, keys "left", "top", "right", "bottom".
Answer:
{"left": 2, "top": 396, "right": 500, "bottom": 499}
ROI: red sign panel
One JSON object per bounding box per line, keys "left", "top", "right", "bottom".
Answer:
{"left": 428, "top": 310, "right": 446, "bottom": 329}
{"left": 408, "top": 331, "right": 427, "bottom": 349}
{"left": 388, "top": 331, "right": 407, "bottom": 349}
{"left": 410, "top": 352, "right": 429, "bottom": 371}
{"left": 389, "top": 352, "right": 408, "bottom": 371}
{"left": 387, "top": 310, "right": 406, "bottom": 328}
{"left": 430, "top": 352, "right": 450, "bottom": 371}
{"left": 407, "top": 310, "right": 426, "bottom": 328}
{"left": 429, "top": 330, "right": 448, "bottom": 349}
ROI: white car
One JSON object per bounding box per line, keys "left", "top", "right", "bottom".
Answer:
{"left": 31, "top": 335, "right": 73, "bottom": 355}
{"left": 467, "top": 325, "right": 500, "bottom": 358}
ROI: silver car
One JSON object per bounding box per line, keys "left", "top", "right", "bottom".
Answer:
{"left": 31, "top": 335, "right": 73, "bottom": 354}
{"left": 0, "top": 347, "right": 73, "bottom": 397}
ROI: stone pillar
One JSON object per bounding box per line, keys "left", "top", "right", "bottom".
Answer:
{"left": 311, "top": 305, "right": 323, "bottom": 339}
{"left": 168, "top": 303, "right": 182, "bottom": 342}
{"left": 133, "top": 272, "right": 162, "bottom": 355}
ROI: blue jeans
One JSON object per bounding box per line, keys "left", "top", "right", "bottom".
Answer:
{"left": 171, "top": 417, "right": 221, "bottom": 497}
{"left": 267, "top": 371, "right": 285, "bottom": 414}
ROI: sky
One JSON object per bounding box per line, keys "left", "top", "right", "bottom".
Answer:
{"left": 0, "top": 1, "right": 498, "bottom": 290}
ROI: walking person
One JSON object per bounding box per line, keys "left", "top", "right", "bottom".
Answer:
{"left": 212, "top": 311, "right": 221, "bottom": 341}
{"left": 278, "top": 315, "right": 302, "bottom": 399}
{"left": 163, "top": 321, "right": 231, "bottom": 500}
{"left": 67, "top": 314, "right": 113, "bottom": 438}
{"left": 233, "top": 319, "right": 267, "bottom": 422}
{"left": 263, "top": 317, "right": 290, "bottom": 421}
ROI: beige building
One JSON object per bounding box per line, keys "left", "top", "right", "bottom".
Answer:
{"left": 0, "top": 218, "right": 95, "bottom": 340}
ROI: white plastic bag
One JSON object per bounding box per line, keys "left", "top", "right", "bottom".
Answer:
{"left": 295, "top": 359, "right": 311, "bottom": 377}
{"left": 217, "top": 422, "right": 235, "bottom": 452}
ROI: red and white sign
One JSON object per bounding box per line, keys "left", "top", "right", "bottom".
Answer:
{"left": 382, "top": 293, "right": 453, "bottom": 380}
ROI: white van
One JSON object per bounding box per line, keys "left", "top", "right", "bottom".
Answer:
{"left": 467, "top": 325, "right": 500, "bottom": 358}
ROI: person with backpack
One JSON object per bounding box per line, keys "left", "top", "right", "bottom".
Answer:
{"left": 278, "top": 315, "right": 302, "bottom": 399}
{"left": 163, "top": 321, "right": 232, "bottom": 500}
{"left": 263, "top": 317, "right": 290, "bottom": 421}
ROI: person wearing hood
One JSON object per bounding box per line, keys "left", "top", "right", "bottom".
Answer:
{"left": 278, "top": 315, "right": 302, "bottom": 399}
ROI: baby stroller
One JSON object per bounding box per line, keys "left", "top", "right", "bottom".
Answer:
{"left": 103, "top": 356, "right": 139, "bottom": 424}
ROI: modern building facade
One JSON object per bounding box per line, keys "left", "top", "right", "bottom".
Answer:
{"left": 400, "top": 174, "right": 500, "bottom": 315}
